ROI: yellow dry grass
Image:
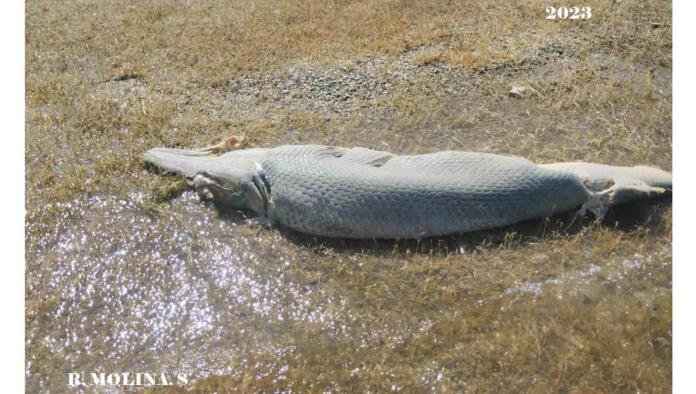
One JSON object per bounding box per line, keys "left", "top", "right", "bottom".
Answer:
{"left": 26, "top": 0, "right": 671, "bottom": 392}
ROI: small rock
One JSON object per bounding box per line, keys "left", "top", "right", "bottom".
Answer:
{"left": 509, "top": 86, "right": 528, "bottom": 98}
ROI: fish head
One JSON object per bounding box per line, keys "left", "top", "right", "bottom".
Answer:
{"left": 143, "top": 147, "right": 270, "bottom": 214}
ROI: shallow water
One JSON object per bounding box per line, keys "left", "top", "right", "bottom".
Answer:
{"left": 25, "top": 187, "right": 672, "bottom": 392}
{"left": 25, "top": 0, "right": 673, "bottom": 390}
{"left": 28, "top": 192, "right": 344, "bottom": 389}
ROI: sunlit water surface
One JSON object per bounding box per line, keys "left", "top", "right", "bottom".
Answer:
{"left": 26, "top": 191, "right": 671, "bottom": 392}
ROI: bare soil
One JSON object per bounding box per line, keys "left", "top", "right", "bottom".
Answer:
{"left": 26, "top": 0, "right": 671, "bottom": 392}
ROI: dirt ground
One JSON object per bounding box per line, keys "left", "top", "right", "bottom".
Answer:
{"left": 26, "top": 0, "right": 671, "bottom": 392}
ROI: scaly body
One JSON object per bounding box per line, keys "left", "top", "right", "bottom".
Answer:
{"left": 143, "top": 144, "right": 671, "bottom": 239}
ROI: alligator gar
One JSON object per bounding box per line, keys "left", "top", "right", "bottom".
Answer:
{"left": 143, "top": 145, "right": 671, "bottom": 239}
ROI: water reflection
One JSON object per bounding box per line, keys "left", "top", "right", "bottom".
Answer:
{"left": 25, "top": 191, "right": 672, "bottom": 392}
{"left": 26, "top": 191, "right": 350, "bottom": 391}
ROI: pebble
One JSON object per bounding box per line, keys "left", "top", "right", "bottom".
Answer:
{"left": 509, "top": 86, "right": 528, "bottom": 98}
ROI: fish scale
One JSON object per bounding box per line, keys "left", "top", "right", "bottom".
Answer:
{"left": 143, "top": 144, "right": 671, "bottom": 239}
{"left": 259, "top": 145, "right": 589, "bottom": 238}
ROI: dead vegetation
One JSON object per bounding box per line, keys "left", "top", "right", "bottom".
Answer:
{"left": 26, "top": 0, "right": 671, "bottom": 392}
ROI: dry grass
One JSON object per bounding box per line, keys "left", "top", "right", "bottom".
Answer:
{"left": 26, "top": 0, "right": 671, "bottom": 392}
